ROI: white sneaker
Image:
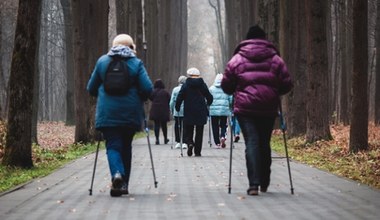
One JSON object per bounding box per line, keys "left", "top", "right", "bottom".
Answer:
{"left": 175, "top": 143, "right": 181, "bottom": 149}
{"left": 182, "top": 143, "right": 188, "bottom": 149}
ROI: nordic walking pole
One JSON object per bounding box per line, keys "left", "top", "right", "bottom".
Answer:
{"left": 89, "top": 133, "right": 101, "bottom": 196}
{"left": 228, "top": 114, "right": 234, "bottom": 194}
{"left": 144, "top": 118, "right": 158, "bottom": 188}
{"left": 208, "top": 116, "right": 212, "bottom": 147}
{"left": 171, "top": 119, "right": 174, "bottom": 149}
{"left": 278, "top": 103, "right": 294, "bottom": 195}
{"left": 179, "top": 118, "right": 184, "bottom": 157}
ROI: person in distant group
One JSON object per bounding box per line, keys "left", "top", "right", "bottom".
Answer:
{"left": 176, "top": 67, "right": 213, "bottom": 157}
{"left": 169, "top": 75, "right": 188, "bottom": 149}
{"left": 208, "top": 73, "right": 232, "bottom": 148}
{"left": 149, "top": 79, "right": 171, "bottom": 145}
{"left": 87, "top": 34, "right": 153, "bottom": 197}
{"left": 221, "top": 25, "right": 293, "bottom": 196}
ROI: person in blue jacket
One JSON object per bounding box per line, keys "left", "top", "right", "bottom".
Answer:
{"left": 209, "top": 73, "right": 233, "bottom": 148}
{"left": 169, "top": 75, "right": 188, "bottom": 149}
{"left": 87, "top": 34, "right": 153, "bottom": 197}
{"left": 175, "top": 68, "right": 213, "bottom": 157}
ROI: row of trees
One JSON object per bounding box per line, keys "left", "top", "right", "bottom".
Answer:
{"left": 0, "top": 0, "right": 379, "bottom": 167}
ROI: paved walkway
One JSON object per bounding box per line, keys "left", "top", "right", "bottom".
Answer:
{"left": 1, "top": 124, "right": 380, "bottom": 220}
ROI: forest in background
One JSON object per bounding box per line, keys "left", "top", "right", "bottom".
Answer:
{"left": 0, "top": 0, "right": 379, "bottom": 168}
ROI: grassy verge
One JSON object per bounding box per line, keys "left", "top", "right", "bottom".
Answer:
{"left": 0, "top": 132, "right": 146, "bottom": 194}
{"left": 271, "top": 133, "right": 380, "bottom": 190}
{"left": 0, "top": 142, "right": 103, "bottom": 193}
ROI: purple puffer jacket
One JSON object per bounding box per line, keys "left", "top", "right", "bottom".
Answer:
{"left": 221, "top": 39, "right": 293, "bottom": 117}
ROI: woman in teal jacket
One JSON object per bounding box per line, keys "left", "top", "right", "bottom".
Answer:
{"left": 209, "top": 73, "right": 233, "bottom": 148}
{"left": 87, "top": 34, "right": 153, "bottom": 197}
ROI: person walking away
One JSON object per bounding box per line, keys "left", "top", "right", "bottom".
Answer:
{"left": 221, "top": 25, "right": 293, "bottom": 196}
{"left": 209, "top": 73, "right": 232, "bottom": 148}
{"left": 87, "top": 34, "right": 153, "bottom": 197}
{"left": 169, "top": 75, "right": 188, "bottom": 149}
{"left": 175, "top": 67, "right": 213, "bottom": 157}
{"left": 149, "top": 79, "right": 171, "bottom": 145}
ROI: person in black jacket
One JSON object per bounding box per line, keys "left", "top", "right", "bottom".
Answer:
{"left": 149, "top": 79, "right": 171, "bottom": 145}
{"left": 175, "top": 68, "right": 213, "bottom": 157}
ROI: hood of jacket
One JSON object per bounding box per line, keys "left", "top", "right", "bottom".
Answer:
{"left": 186, "top": 77, "right": 206, "bottom": 89}
{"left": 107, "top": 45, "right": 136, "bottom": 58}
{"left": 234, "top": 39, "right": 278, "bottom": 62}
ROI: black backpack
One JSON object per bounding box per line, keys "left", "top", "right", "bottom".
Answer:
{"left": 104, "top": 56, "right": 131, "bottom": 96}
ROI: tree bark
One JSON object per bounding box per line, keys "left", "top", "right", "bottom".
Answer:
{"left": 305, "top": 1, "right": 332, "bottom": 143}
{"left": 72, "top": 0, "right": 108, "bottom": 143}
{"left": 375, "top": 0, "right": 380, "bottom": 125}
{"left": 280, "top": 0, "right": 307, "bottom": 137}
{"left": 60, "top": 0, "right": 75, "bottom": 125}
{"left": 2, "top": 0, "right": 42, "bottom": 168}
{"left": 349, "top": 0, "right": 368, "bottom": 152}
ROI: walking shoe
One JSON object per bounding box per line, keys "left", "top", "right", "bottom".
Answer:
{"left": 182, "top": 143, "right": 188, "bottom": 149}
{"left": 187, "top": 144, "right": 194, "bottom": 157}
{"left": 234, "top": 135, "right": 240, "bottom": 143}
{"left": 165, "top": 139, "right": 170, "bottom": 144}
{"left": 155, "top": 140, "right": 160, "bottom": 145}
{"left": 110, "top": 172, "right": 123, "bottom": 197}
{"left": 214, "top": 144, "right": 221, "bottom": 149}
{"left": 220, "top": 137, "right": 226, "bottom": 148}
{"left": 247, "top": 186, "right": 259, "bottom": 196}
{"left": 260, "top": 186, "right": 268, "bottom": 193}
{"left": 175, "top": 143, "right": 181, "bottom": 149}
{"left": 194, "top": 154, "right": 201, "bottom": 157}
{"left": 121, "top": 183, "right": 129, "bottom": 195}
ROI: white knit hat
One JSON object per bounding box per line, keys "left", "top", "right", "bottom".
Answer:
{"left": 186, "top": 67, "right": 200, "bottom": 76}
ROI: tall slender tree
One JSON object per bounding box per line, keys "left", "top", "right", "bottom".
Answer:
{"left": 375, "top": 0, "right": 380, "bottom": 125}
{"left": 349, "top": 0, "right": 368, "bottom": 152}
{"left": 2, "top": 0, "right": 42, "bottom": 168}
{"left": 280, "top": 0, "right": 307, "bottom": 137}
{"left": 305, "top": 1, "right": 332, "bottom": 143}
{"left": 72, "top": 0, "right": 108, "bottom": 143}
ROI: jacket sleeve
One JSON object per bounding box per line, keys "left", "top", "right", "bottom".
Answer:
{"left": 273, "top": 55, "right": 293, "bottom": 95}
{"left": 86, "top": 59, "right": 103, "bottom": 97}
{"left": 136, "top": 61, "right": 153, "bottom": 101}
{"left": 175, "top": 85, "right": 185, "bottom": 112}
{"left": 202, "top": 83, "right": 213, "bottom": 106}
{"left": 221, "top": 57, "right": 238, "bottom": 95}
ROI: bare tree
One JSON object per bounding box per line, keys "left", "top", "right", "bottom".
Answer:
{"left": 305, "top": 1, "right": 332, "bottom": 143}
{"left": 280, "top": 0, "right": 307, "bottom": 137}
{"left": 72, "top": 0, "right": 108, "bottom": 143}
{"left": 349, "top": 0, "right": 368, "bottom": 152}
{"left": 2, "top": 0, "right": 42, "bottom": 167}
{"left": 375, "top": 0, "right": 380, "bottom": 125}
{"left": 208, "top": 0, "right": 227, "bottom": 68}
{"left": 60, "top": 0, "right": 75, "bottom": 125}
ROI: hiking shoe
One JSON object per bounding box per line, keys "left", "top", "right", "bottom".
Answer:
{"left": 247, "top": 186, "right": 259, "bottom": 196}
{"left": 260, "top": 186, "right": 268, "bottom": 193}
{"left": 121, "top": 183, "right": 129, "bottom": 195}
{"left": 220, "top": 137, "right": 226, "bottom": 148}
{"left": 182, "top": 143, "right": 188, "bottom": 149}
{"left": 110, "top": 172, "right": 123, "bottom": 197}
{"left": 187, "top": 144, "right": 194, "bottom": 157}
{"left": 175, "top": 143, "right": 181, "bottom": 149}
{"left": 234, "top": 135, "right": 240, "bottom": 143}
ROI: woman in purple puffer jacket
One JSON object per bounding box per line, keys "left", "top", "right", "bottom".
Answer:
{"left": 221, "top": 25, "right": 293, "bottom": 196}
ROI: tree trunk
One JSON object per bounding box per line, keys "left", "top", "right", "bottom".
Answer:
{"left": 305, "top": 1, "right": 332, "bottom": 143}
{"left": 349, "top": 0, "right": 368, "bottom": 152}
{"left": 60, "top": 0, "right": 75, "bottom": 125}
{"left": 72, "top": 0, "right": 108, "bottom": 143}
{"left": 375, "top": 0, "right": 380, "bottom": 125}
{"left": 280, "top": 0, "right": 307, "bottom": 137}
{"left": 2, "top": 0, "right": 42, "bottom": 168}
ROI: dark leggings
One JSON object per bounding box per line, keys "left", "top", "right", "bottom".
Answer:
{"left": 154, "top": 120, "right": 168, "bottom": 142}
